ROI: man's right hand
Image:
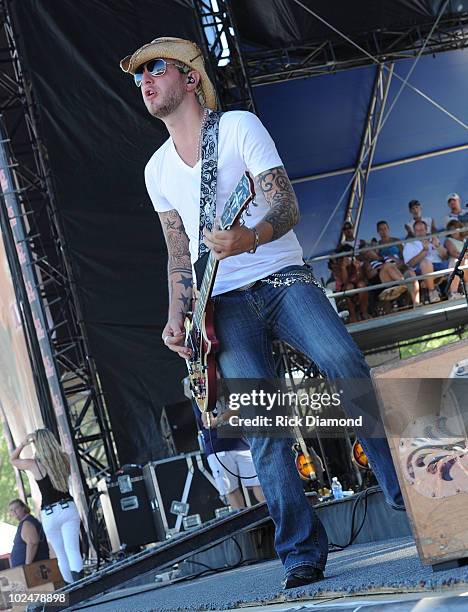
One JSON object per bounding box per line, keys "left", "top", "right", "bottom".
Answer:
{"left": 162, "top": 317, "right": 191, "bottom": 358}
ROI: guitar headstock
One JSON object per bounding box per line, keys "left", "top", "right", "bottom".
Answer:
{"left": 220, "top": 172, "right": 256, "bottom": 230}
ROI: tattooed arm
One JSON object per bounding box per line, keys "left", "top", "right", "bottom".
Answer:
{"left": 158, "top": 209, "right": 192, "bottom": 357}
{"left": 202, "top": 166, "right": 299, "bottom": 260}
{"left": 257, "top": 166, "right": 300, "bottom": 242}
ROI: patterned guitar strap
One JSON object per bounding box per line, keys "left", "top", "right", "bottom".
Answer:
{"left": 194, "top": 109, "right": 223, "bottom": 289}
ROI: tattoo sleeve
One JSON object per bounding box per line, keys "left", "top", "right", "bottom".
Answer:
{"left": 159, "top": 210, "right": 192, "bottom": 319}
{"left": 257, "top": 166, "right": 300, "bottom": 241}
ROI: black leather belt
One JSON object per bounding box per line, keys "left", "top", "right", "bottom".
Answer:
{"left": 42, "top": 498, "right": 73, "bottom": 514}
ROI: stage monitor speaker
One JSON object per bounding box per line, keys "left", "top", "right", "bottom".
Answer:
{"left": 374, "top": 339, "right": 468, "bottom": 569}
{"left": 143, "top": 452, "right": 225, "bottom": 537}
{"left": 98, "top": 464, "right": 159, "bottom": 553}
{"left": 160, "top": 400, "right": 198, "bottom": 455}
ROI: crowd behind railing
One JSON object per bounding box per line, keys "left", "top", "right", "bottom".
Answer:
{"left": 313, "top": 193, "right": 468, "bottom": 323}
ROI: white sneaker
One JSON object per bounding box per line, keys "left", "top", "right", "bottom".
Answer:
{"left": 429, "top": 289, "right": 441, "bottom": 303}
{"left": 448, "top": 292, "right": 464, "bottom": 300}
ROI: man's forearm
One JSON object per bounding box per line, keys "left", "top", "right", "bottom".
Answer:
{"left": 168, "top": 267, "right": 193, "bottom": 320}
{"left": 25, "top": 542, "right": 39, "bottom": 565}
{"left": 407, "top": 249, "right": 427, "bottom": 268}
{"left": 159, "top": 210, "right": 193, "bottom": 320}
{"left": 256, "top": 166, "right": 300, "bottom": 242}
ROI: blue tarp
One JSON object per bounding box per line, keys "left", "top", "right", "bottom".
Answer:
{"left": 254, "top": 49, "right": 468, "bottom": 260}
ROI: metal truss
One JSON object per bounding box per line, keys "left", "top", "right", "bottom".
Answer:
{"left": 244, "top": 14, "right": 468, "bottom": 87}
{"left": 194, "top": 3, "right": 467, "bottom": 110}
{"left": 342, "top": 63, "right": 394, "bottom": 236}
{"left": 0, "top": 0, "right": 117, "bottom": 493}
{"left": 193, "top": 0, "right": 257, "bottom": 112}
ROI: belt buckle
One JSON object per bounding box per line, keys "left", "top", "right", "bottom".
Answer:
{"left": 235, "top": 281, "right": 256, "bottom": 291}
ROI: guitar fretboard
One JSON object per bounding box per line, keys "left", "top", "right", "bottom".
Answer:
{"left": 193, "top": 173, "right": 254, "bottom": 331}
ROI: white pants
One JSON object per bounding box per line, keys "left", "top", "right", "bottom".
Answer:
{"left": 207, "top": 449, "right": 260, "bottom": 495}
{"left": 41, "top": 501, "right": 82, "bottom": 583}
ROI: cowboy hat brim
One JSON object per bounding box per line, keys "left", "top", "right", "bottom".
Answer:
{"left": 120, "top": 37, "right": 217, "bottom": 111}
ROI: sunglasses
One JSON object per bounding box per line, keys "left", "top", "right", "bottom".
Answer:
{"left": 134, "top": 58, "right": 186, "bottom": 87}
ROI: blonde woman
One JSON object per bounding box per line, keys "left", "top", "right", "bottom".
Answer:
{"left": 10, "top": 428, "right": 83, "bottom": 583}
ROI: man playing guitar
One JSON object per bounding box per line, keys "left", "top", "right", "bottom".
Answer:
{"left": 121, "top": 37, "right": 404, "bottom": 589}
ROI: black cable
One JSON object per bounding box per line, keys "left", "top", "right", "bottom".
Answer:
{"left": 328, "top": 487, "right": 370, "bottom": 550}
{"left": 182, "top": 559, "right": 217, "bottom": 572}
{"left": 68, "top": 535, "right": 248, "bottom": 611}
{"left": 207, "top": 423, "right": 258, "bottom": 479}
{"left": 86, "top": 490, "right": 112, "bottom": 570}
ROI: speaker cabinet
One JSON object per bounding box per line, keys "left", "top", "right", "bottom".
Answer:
{"left": 160, "top": 400, "right": 199, "bottom": 455}
{"left": 143, "top": 452, "right": 225, "bottom": 537}
{"left": 373, "top": 339, "right": 468, "bottom": 568}
{"left": 98, "top": 465, "right": 159, "bottom": 553}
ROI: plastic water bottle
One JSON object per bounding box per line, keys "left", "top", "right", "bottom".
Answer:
{"left": 331, "top": 477, "right": 343, "bottom": 500}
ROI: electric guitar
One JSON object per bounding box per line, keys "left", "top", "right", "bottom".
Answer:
{"left": 292, "top": 425, "right": 324, "bottom": 482}
{"left": 185, "top": 172, "right": 256, "bottom": 412}
{"left": 352, "top": 440, "right": 370, "bottom": 470}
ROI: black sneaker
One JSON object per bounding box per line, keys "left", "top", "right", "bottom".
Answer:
{"left": 282, "top": 566, "right": 324, "bottom": 589}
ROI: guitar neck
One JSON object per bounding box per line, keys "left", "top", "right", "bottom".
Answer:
{"left": 192, "top": 172, "right": 255, "bottom": 330}
{"left": 293, "top": 423, "right": 311, "bottom": 459}
{"left": 193, "top": 253, "right": 218, "bottom": 330}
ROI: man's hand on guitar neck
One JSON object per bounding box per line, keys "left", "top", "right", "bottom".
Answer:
{"left": 202, "top": 166, "right": 299, "bottom": 260}
{"left": 162, "top": 316, "right": 191, "bottom": 357}
{"left": 203, "top": 218, "right": 263, "bottom": 261}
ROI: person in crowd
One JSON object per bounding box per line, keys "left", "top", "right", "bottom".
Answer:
{"left": 191, "top": 398, "right": 265, "bottom": 509}
{"left": 329, "top": 245, "right": 369, "bottom": 322}
{"left": 405, "top": 200, "right": 437, "bottom": 237}
{"left": 10, "top": 429, "right": 83, "bottom": 583}
{"left": 360, "top": 242, "right": 419, "bottom": 307}
{"left": 443, "top": 193, "right": 464, "bottom": 228}
{"left": 8, "top": 499, "right": 49, "bottom": 567}
{"left": 403, "top": 219, "right": 448, "bottom": 303}
{"left": 376, "top": 221, "right": 403, "bottom": 262}
{"left": 444, "top": 219, "right": 467, "bottom": 299}
{"left": 341, "top": 221, "right": 356, "bottom": 247}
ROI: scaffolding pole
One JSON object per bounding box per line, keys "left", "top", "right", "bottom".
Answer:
{"left": 342, "top": 63, "right": 394, "bottom": 238}
{"left": 193, "top": 0, "right": 257, "bottom": 112}
{"left": 0, "top": 0, "right": 118, "bottom": 512}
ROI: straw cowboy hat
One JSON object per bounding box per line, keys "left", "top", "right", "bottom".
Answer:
{"left": 120, "top": 36, "right": 217, "bottom": 110}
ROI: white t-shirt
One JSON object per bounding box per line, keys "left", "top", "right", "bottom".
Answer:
{"left": 443, "top": 212, "right": 462, "bottom": 228}
{"left": 145, "top": 111, "right": 304, "bottom": 295}
{"left": 403, "top": 240, "right": 443, "bottom": 265}
{"left": 406, "top": 216, "right": 433, "bottom": 234}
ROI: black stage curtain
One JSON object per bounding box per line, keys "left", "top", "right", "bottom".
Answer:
{"left": 232, "top": 0, "right": 451, "bottom": 48}
{"left": 11, "top": 0, "right": 198, "bottom": 464}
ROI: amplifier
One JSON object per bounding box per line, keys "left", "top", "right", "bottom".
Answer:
{"left": 160, "top": 400, "right": 199, "bottom": 455}
{"left": 143, "top": 452, "right": 225, "bottom": 537}
{"left": 374, "top": 339, "right": 468, "bottom": 569}
{"left": 98, "top": 464, "right": 159, "bottom": 552}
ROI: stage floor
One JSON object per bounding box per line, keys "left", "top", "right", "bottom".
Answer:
{"left": 74, "top": 536, "right": 468, "bottom": 611}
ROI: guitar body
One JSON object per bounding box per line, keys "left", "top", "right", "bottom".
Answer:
{"left": 185, "top": 300, "right": 219, "bottom": 412}
{"left": 352, "top": 440, "right": 370, "bottom": 470}
{"left": 293, "top": 442, "right": 323, "bottom": 481}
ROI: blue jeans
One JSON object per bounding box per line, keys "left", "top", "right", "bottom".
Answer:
{"left": 213, "top": 265, "right": 403, "bottom": 574}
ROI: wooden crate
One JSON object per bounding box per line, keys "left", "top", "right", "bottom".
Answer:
{"left": 0, "top": 557, "right": 63, "bottom": 590}
{"left": 373, "top": 339, "right": 468, "bottom": 567}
